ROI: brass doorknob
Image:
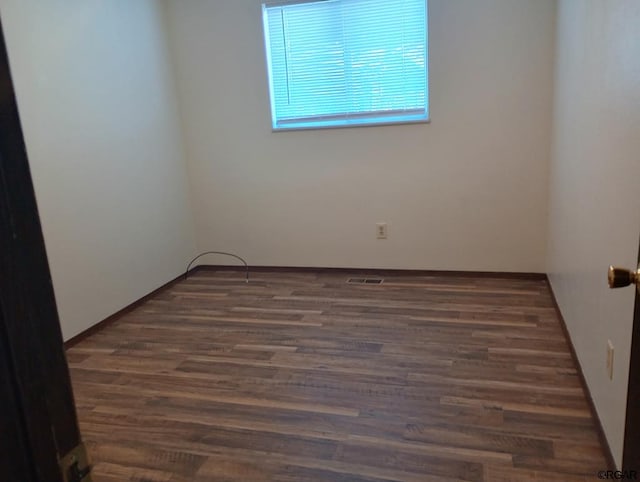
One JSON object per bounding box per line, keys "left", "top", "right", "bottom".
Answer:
{"left": 608, "top": 265, "right": 640, "bottom": 289}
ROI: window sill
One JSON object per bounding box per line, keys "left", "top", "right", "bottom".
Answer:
{"left": 271, "top": 117, "right": 431, "bottom": 133}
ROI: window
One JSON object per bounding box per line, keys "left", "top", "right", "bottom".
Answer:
{"left": 262, "top": 0, "right": 429, "bottom": 130}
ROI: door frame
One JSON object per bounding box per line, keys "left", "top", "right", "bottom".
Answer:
{"left": 623, "top": 244, "right": 640, "bottom": 469}
{"left": 0, "top": 304, "right": 37, "bottom": 481}
{"left": 0, "top": 17, "right": 85, "bottom": 482}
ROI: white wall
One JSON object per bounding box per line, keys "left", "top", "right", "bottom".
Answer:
{"left": 0, "top": 0, "right": 196, "bottom": 340}
{"left": 547, "top": 0, "right": 640, "bottom": 468}
{"left": 163, "top": 0, "right": 556, "bottom": 272}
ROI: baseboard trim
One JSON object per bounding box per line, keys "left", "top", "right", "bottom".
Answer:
{"left": 66, "top": 266, "right": 611, "bottom": 463}
{"left": 545, "top": 275, "right": 617, "bottom": 470}
{"left": 64, "top": 266, "right": 614, "bottom": 466}
{"left": 194, "top": 264, "right": 546, "bottom": 280}
{"left": 64, "top": 267, "right": 201, "bottom": 350}
{"left": 64, "top": 266, "right": 545, "bottom": 349}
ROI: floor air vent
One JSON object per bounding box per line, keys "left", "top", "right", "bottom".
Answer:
{"left": 347, "top": 278, "right": 384, "bottom": 285}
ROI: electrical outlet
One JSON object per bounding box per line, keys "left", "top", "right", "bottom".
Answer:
{"left": 607, "top": 340, "right": 614, "bottom": 380}
{"left": 376, "top": 222, "right": 387, "bottom": 239}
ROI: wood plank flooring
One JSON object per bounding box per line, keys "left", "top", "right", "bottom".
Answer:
{"left": 67, "top": 270, "right": 607, "bottom": 481}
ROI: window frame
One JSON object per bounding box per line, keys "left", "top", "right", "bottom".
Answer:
{"left": 261, "top": 0, "right": 430, "bottom": 132}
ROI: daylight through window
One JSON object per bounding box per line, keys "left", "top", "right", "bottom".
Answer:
{"left": 262, "top": 0, "right": 429, "bottom": 130}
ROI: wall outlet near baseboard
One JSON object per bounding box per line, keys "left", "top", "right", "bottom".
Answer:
{"left": 606, "top": 340, "right": 614, "bottom": 380}
{"left": 376, "top": 222, "right": 387, "bottom": 239}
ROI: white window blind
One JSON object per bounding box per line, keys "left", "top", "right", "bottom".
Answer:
{"left": 262, "top": 0, "right": 429, "bottom": 130}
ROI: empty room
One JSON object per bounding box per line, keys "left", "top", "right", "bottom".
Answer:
{"left": 0, "top": 0, "right": 639, "bottom": 481}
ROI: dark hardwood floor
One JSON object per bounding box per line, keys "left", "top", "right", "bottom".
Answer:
{"left": 67, "top": 270, "right": 607, "bottom": 481}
